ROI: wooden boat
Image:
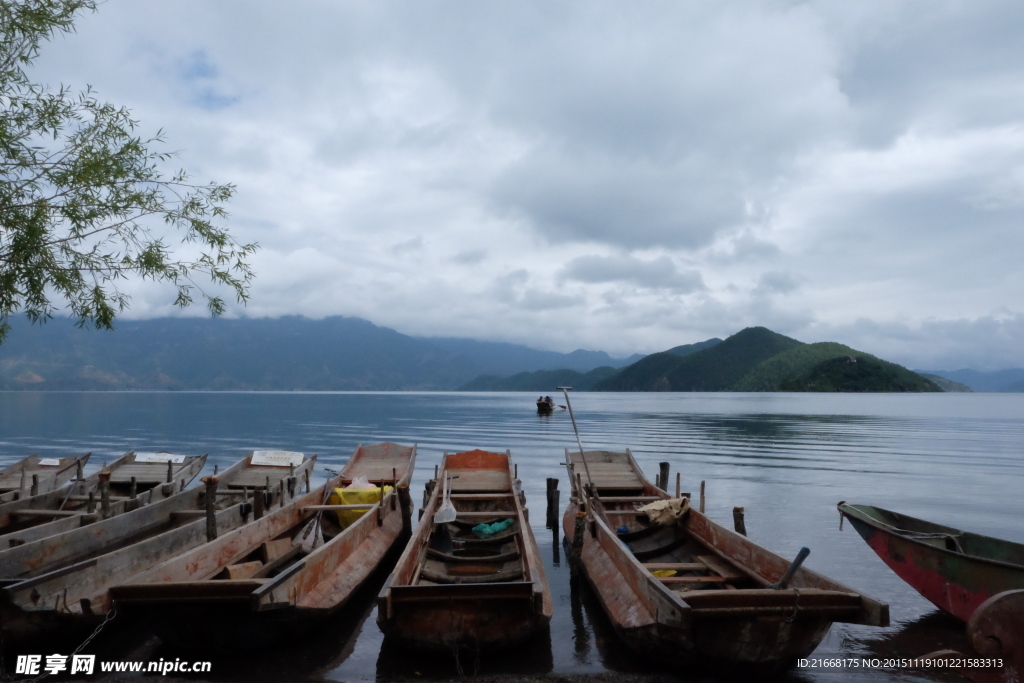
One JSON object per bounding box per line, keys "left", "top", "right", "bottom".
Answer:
{"left": 838, "top": 503, "right": 1024, "bottom": 623}
{"left": 564, "top": 449, "right": 888, "bottom": 675}
{"left": 0, "top": 451, "right": 207, "bottom": 542}
{"left": 0, "top": 453, "right": 90, "bottom": 502}
{"left": 110, "top": 442, "right": 416, "bottom": 648}
{"left": 377, "top": 449, "right": 552, "bottom": 651}
{"left": 0, "top": 451, "right": 314, "bottom": 642}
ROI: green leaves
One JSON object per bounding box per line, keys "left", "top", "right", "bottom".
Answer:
{"left": 0, "top": 0, "right": 258, "bottom": 343}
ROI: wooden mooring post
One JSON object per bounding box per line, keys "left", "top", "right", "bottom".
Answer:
{"left": 733, "top": 506, "right": 747, "bottom": 536}
{"left": 658, "top": 462, "right": 670, "bottom": 492}
{"left": 203, "top": 476, "right": 219, "bottom": 541}
{"left": 545, "top": 478, "right": 559, "bottom": 529}
{"left": 699, "top": 480, "right": 706, "bottom": 513}
{"left": 99, "top": 471, "right": 111, "bottom": 519}
{"left": 254, "top": 487, "right": 266, "bottom": 519}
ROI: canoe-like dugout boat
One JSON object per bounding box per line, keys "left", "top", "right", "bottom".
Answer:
{"left": 110, "top": 442, "right": 416, "bottom": 648}
{"left": 564, "top": 449, "right": 888, "bottom": 675}
{"left": 0, "top": 453, "right": 90, "bottom": 502}
{"left": 377, "top": 449, "right": 552, "bottom": 651}
{"left": 838, "top": 503, "right": 1024, "bottom": 623}
{"left": 0, "top": 451, "right": 314, "bottom": 643}
{"left": 0, "top": 451, "right": 207, "bottom": 543}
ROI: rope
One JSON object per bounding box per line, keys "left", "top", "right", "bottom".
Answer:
{"left": 784, "top": 588, "right": 801, "bottom": 623}
{"left": 26, "top": 609, "right": 116, "bottom": 683}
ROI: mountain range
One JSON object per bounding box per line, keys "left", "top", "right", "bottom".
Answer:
{"left": 0, "top": 316, "right": 641, "bottom": 391}
{"left": 1, "top": 315, "right": 1019, "bottom": 392}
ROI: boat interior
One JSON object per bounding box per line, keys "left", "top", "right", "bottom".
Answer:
{"left": 568, "top": 449, "right": 870, "bottom": 619}
{"left": 411, "top": 450, "right": 532, "bottom": 587}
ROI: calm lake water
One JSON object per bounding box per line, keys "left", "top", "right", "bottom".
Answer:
{"left": 1, "top": 391, "right": 1022, "bottom": 682}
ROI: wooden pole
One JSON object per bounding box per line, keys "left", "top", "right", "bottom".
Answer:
{"left": 546, "top": 478, "right": 558, "bottom": 529}
{"left": 19, "top": 468, "right": 27, "bottom": 494}
{"left": 30, "top": 474, "right": 39, "bottom": 497}
{"left": 254, "top": 487, "right": 265, "bottom": 519}
{"left": 700, "top": 480, "right": 706, "bottom": 513}
{"left": 675, "top": 473, "right": 681, "bottom": 499}
{"left": 129, "top": 476, "right": 137, "bottom": 499}
{"left": 658, "top": 462, "right": 670, "bottom": 493}
{"left": 99, "top": 471, "right": 111, "bottom": 519}
{"left": 733, "top": 507, "right": 747, "bottom": 536}
{"left": 166, "top": 460, "right": 173, "bottom": 483}
{"left": 87, "top": 491, "right": 95, "bottom": 513}
{"left": 203, "top": 476, "right": 219, "bottom": 541}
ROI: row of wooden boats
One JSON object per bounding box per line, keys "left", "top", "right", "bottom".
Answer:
{"left": 0, "top": 444, "right": 416, "bottom": 649}
{"left": 2, "top": 441, "right": 1019, "bottom": 678}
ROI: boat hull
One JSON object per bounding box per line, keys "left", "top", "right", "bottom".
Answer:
{"left": 561, "top": 449, "right": 886, "bottom": 676}
{"left": 839, "top": 504, "right": 1024, "bottom": 622}
{"left": 565, "top": 500, "right": 833, "bottom": 674}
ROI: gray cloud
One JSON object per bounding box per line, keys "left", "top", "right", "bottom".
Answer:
{"left": 560, "top": 254, "right": 705, "bottom": 293}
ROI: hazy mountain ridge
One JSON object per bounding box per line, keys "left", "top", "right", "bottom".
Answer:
{"left": 914, "top": 368, "right": 1024, "bottom": 392}
{"left": 0, "top": 316, "right": 640, "bottom": 391}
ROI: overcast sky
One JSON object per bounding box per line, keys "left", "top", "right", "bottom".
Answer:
{"left": 28, "top": 1, "right": 1024, "bottom": 370}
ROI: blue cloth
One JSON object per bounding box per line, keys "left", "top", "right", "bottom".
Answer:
{"left": 472, "top": 518, "right": 514, "bottom": 538}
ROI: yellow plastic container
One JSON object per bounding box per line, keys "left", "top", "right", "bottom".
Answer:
{"left": 326, "top": 486, "right": 393, "bottom": 529}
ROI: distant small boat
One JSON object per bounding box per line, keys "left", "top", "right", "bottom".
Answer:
{"left": 111, "top": 442, "right": 416, "bottom": 648}
{"left": 0, "top": 454, "right": 90, "bottom": 502}
{"left": 536, "top": 396, "right": 555, "bottom": 413}
{"left": 377, "top": 449, "right": 552, "bottom": 651}
{"left": 565, "top": 449, "right": 888, "bottom": 675}
{"left": 838, "top": 503, "right": 1024, "bottom": 622}
{"left": 0, "top": 451, "right": 206, "bottom": 541}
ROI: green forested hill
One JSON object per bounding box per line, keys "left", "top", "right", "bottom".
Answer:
{"left": 594, "top": 327, "right": 802, "bottom": 391}
{"left": 779, "top": 356, "right": 942, "bottom": 392}
{"left": 732, "top": 341, "right": 862, "bottom": 391}
{"left": 584, "top": 326, "right": 943, "bottom": 393}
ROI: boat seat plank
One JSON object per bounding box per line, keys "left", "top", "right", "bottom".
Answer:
{"left": 599, "top": 496, "right": 661, "bottom": 503}
{"left": 448, "top": 494, "right": 512, "bottom": 500}
{"left": 643, "top": 562, "right": 706, "bottom": 571}
{"left": 658, "top": 576, "right": 727, "bottom": 583}
{"left": 448, "top": 471, "right": 510, "bottom": 493}
{"left": 697, "top": 555, "right": 748, "bottom": 581}
{"left": 342, "top": 464, "right": 406, "bottom": 482}
{"left": 454, "top": 511, "right": 518, "bottom": 518}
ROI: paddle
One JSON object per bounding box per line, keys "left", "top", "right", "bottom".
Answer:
{"left": 769, "top": 547, "right": 810, "bottom": 589}
{"left": 433, "top": 475, "right": 458, "bottom": 524}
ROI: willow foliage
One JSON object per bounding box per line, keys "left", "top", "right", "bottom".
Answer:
{"left": 0, "top": 0, "right": 258, "bottom": 342}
